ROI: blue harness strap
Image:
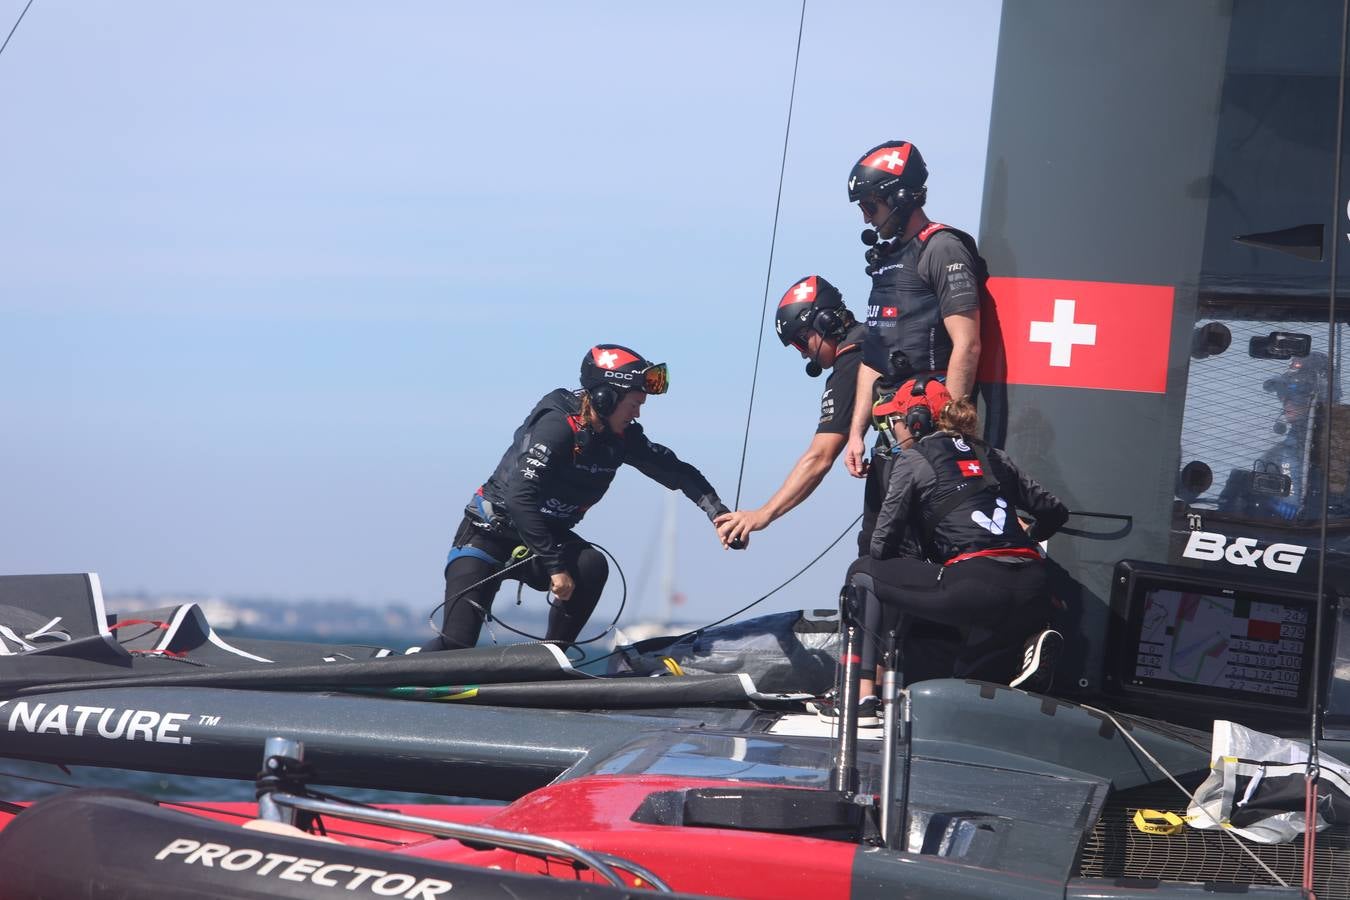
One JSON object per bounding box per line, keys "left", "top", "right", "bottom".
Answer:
{"left": 446, "top": 544, "right": 504, "bottom": 567}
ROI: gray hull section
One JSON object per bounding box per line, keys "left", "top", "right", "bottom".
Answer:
{"left": 0, "top": 686, "right": 751, "bottom": 799}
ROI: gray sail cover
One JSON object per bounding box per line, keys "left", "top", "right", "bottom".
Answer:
{"left": 1187, "top": 719, "right": 1350, "bottom": 843}
{"left": 606, "top": 609, "right": 840, "bottom": 694}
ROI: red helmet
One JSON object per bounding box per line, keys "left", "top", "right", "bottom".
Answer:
{"left": 871, "top": 376, "right": 952, "bottom": 440}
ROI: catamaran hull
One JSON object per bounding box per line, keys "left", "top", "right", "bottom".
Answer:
{"left": 0, "top": 790, "right": 705, "bottom": 899}
{"left": 0, "top": 685, "right": 738, "bottom": 798}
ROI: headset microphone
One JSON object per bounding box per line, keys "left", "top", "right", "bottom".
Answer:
{"left": 862, "top": 201, "right": 903, "bottom": 246}
{"left": 805, "top": 361, "right": 822, "bottom": 378}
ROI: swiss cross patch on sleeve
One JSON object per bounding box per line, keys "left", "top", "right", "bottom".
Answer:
{"left": 958, "top": 459, "right": 983, "bottom": 477}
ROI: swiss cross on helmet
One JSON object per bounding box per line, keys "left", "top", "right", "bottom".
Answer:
{"left": 847, "top": 140, "right": 929, "bottom": 205}
{"left": 871, "top": 375, "right": 952, "bottom": 441}
{"left": 775, "top": 275, "right": 847, "bottom": 348}
{"left": 579, "top": 344, "right": 670, "bottom": 416}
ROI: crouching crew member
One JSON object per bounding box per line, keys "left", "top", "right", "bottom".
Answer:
{"left": 425, "top": 345, "right": 732, "bottom": 651}
{"left": 847, "top": 385, "right": 1069, "bottom": 695}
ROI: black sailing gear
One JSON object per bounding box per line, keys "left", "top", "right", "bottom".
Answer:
{"left": 863, "top": 223, "right": 986, "bottom": 385}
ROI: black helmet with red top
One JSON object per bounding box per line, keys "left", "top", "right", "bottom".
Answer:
{"left": 774, "top": 275, "right": 848, "bottom": 348}
{"left": 579, "top": 344, "right": 669, "bottom": 415}
{"left": 847, "top": 140, "right": 928, "bottom": 205}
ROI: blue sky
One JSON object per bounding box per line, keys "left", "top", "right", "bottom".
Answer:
{"left": 0, "top": 2, "right": 1001, "bottom": 630}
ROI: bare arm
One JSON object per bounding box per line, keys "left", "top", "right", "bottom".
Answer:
{"left": 942, "top": 308, "right": 981, "bottom": 401}
{"left": 844, "top": 362, "right": 881, "bottom": 477}
{"left": 715, "top": 432, "right": 846, "bottom": 547}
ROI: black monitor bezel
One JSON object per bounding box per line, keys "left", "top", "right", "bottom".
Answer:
{"left": 1107, "top": 560, "right": 1320, "bottom": 717}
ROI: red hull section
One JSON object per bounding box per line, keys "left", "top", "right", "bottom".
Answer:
{"left": 398, "top": 776, "right": 857, "bottom": 899}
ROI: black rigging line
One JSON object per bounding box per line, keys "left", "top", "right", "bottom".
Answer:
{"left": 0, "top": 0, "right": 36, "bottom": 62}
{"left": 1303, "top": 3, "right": 1348, "bottom": 890}
{"left": 427, "top": 542, "right": 628, "bottom": 658}
{"left": 585, "top": 512, "right": 859, "bottom": 670}
{"left": 731, "top": 0, "right": 807, "bottom": 510}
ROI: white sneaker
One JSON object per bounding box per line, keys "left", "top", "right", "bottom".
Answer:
{"left": 815, "top": 695, "right": 882, "bottom": 728}
{"left": 1009, "top": 629, "right": 1063, "bottom": 693}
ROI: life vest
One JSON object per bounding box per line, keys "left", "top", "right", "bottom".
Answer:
{"left": 862, "top": 223, "right": 987, "bottom": 386}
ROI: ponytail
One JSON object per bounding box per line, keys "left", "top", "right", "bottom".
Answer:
{"left": 937, "top": 396, "right": 979, "bottom": 436}
{"left": 578, "top": 391, "right": 605, "bottom": 431}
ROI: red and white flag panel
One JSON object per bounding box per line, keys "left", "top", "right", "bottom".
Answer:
{"left": 592, "top": 346, "right": 639, "bottom": 370}
{"left": 957, "top": 459, "right": 984, "bottom": 477}
{"left": 978, "top": 277, "right": 1174, "bottom": 393}
{"left": 860, "top": 144, "right": 912, "bottom": 175}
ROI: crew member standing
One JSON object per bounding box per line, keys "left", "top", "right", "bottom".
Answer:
{"left": 425, "top": 345, "right": 733, "bottom": 651}
{"left": 823, "top": 140, "right": 990, "bottom": 716}
{"left": 841, "top": 140, "right": 987, "bottom": 491}
{"left": 714, "top": 275, "right": 868, "bottom": 549}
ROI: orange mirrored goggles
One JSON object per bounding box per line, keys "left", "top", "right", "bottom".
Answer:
{"left": 641, "top": 363, "right": 669, "bottom": 395}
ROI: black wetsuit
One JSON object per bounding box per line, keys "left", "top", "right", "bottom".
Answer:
{"left": 428, "top": 388, "right": 728, "bottom": 650}
{"left": 848, "top": 431, "right": 1068, "bottom": 681}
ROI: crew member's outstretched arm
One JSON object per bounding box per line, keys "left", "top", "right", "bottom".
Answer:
{"left": 715, "top": 432, "right": 846, "bottom": 548}
{"left": 624, "top": 424, "right": 730, "bottom": 526}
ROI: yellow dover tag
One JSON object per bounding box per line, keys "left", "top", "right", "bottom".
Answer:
{"left": 1132, "top": 809, "right": 1191, "bottom": 836}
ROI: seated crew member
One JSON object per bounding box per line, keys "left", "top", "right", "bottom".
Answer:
{"left": 845, "top": 384, "right": 1069, "bottom": 707}
{"left": 714, "top": 275, "right": 867, "bottom": 549}
{"left": 1217, "top": 351, "right": 1332, "bottom": 522}
{"left": 424, "top": 345, "right": 733, "bottom": 651}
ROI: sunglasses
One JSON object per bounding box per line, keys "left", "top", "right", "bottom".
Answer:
{"left": 858, "top": 197, "right": 881, "bottom": 216}
{"left": 640, "top": 362, "right": 669, "bottom": 395}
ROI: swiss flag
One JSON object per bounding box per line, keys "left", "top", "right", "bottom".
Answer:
{"left": 882, "top": 307, "right": 898, "bottom": 319}
{"left": 957, "top": 459, "right": 983, "bottom": 477}
{"left": 592, "top": 346, "right": 638, "bottom": 370}
{"left": 978, "top": 277, "right": 1173, "bottom": 393}
{"left": 779, "top": 276, "right": 817, "bottom": 308}
{"left": 861, "top": 144, "right": 911, "bottom": 174}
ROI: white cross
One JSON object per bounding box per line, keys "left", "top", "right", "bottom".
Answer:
{"left": 793, "top": 281, "right": 815, "bottom": 302}
{"left": 874, "top": 150, "right": 905, "bottom": 171}
{"left": 597, "top": 349, "right": 619, "bottom": 369}
{"left": 1029, "top": 298, "right": 1096, "bottom": 367}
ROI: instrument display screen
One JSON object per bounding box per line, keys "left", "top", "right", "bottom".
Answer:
{"left": 1129, "top": 585, "right": 1312, "bottom": 706}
